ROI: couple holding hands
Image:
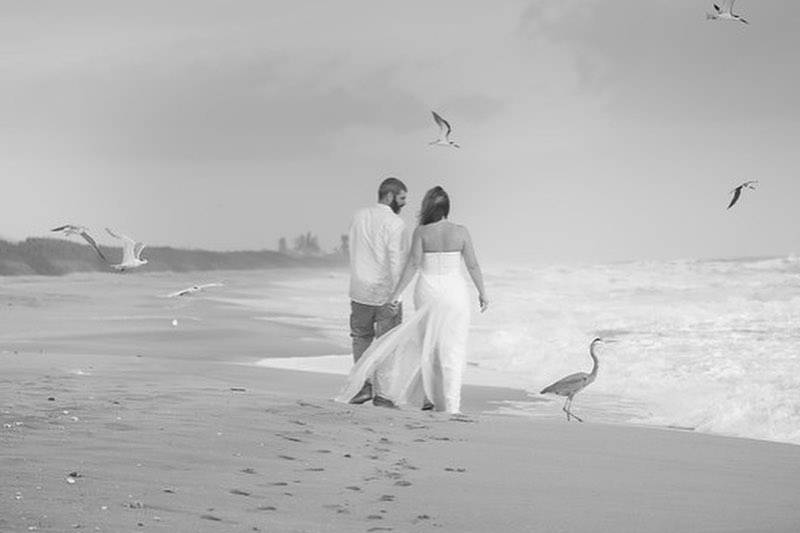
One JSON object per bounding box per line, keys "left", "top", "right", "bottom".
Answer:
{"left": 336, "top": 177, "right": 489, "bottom": 414}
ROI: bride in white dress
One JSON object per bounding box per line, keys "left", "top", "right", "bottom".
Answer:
{"left": 336, "top": 186, "right": 489, "bottom": 414}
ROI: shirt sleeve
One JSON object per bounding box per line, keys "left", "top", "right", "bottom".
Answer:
{"left": 386, "top": 220, "right": 407, "bottom": 293}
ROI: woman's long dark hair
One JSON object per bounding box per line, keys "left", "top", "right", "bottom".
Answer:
{"left": 419, "top": 186, "right": 450, "bottom": 225}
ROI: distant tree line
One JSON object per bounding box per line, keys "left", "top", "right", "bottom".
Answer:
{"left": 0, "top": 237, "right": 346, "bottom": 276}
{"left": 278, "top": 232, "right": 348, "bottom": 258}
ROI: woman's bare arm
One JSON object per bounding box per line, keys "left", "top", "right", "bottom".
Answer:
{"left": 388, "top": 226, "right": 423, "bottom": 304}
{"left": 461, "top": 226, "right": 489, "bottom": 312}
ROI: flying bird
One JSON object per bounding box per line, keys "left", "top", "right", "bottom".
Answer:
{"left": 105, "top": 227, "right": 148, "bottom": 271}
{"left": 429, "top": 111, "right": 460, "bottom": 148}
{"left": 166, "top": 283, "right": 224, "bottom": 298}
{"left": 727, "top": 180, "right": 758, "bottom": 209}
{"left": 540, "top": 338, "right": 613, "bottom": 422}
{"left": 51, "top": 224, "right": 108, "bottom": 262}
{"left": 707, "top": 0, "right": 748, "bottom": 24}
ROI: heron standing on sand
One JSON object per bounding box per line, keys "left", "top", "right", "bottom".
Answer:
{"left": 540, "top": 338, "right": 612, "bottom": 422}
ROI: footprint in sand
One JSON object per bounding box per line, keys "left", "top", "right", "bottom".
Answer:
{"left": 278, "top": 455, "right": 296, "bottom": 461}
{"left": 123, "top": 501, "right": 145, "bottom": 509}
{"left": 316, "top": 449, "right": 332, "bottom": 454}
{"left": 306, "top": 467, "right": 325, "bottom": 472}
{"left": 200, "top": 514, "right": 222, "bottom": 522}
{"left": 367, "top": 527, "right": 393, "bottom": 532}
{"left": 444, "top": 467, "right": 467, "bottom": 473}
{"left": 412, "top": 514, "right": 432, "bottom": 525}
{"left": 278, "top": 434, "right": 303, "bottom": 443}
{"left": 230, "top": 489, "right": 251, "bottom": 497}
{"left": 268, "top": 482, "right": 288, "bottom": 487}
{"left": 323, "top": 503, "right": 351, "bottom": 515}
{"left": 394, "top": 480, "right": 412, "bottom": 487}
{"left": 241, "top": 468, "right": 257, "bottom": 475}
{"left": 377, "top": 469, "right": 403, "bottom": 481}
{"left": 345, "top": 486, "right": 362, "bottom": 492}
{"left": 378, "top": 495, "right": 395, "bottom": 502}
{"left": 394, "top": 459, "right": 418, "bottom": 471}
{"left": 256, "top": 505, "right": 276, "bottom": 511}
{"left": 367, "top": 515, "right": 383, "bottom": 520}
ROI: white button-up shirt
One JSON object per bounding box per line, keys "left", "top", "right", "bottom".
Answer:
{"left": 348, "top": 203, "right": 407, "bottom": 306}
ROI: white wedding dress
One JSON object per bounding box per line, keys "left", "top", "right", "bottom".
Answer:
{"left": 336, "top": 252, "right": 471, "bottom": 413}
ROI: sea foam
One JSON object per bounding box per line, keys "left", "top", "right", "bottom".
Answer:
{"left": 227, "top": 258, "right": 800, "bottom": 445}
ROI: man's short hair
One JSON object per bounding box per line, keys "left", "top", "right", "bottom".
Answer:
{"left": 378, "top": 177, "right": 407, "bottom": 200}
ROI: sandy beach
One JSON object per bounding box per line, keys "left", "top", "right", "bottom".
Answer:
{"left": 3, "top": 272, "right": 800, "bottom": 532}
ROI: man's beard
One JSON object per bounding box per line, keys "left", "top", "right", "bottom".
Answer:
{"left": 390, "top": 198, "right": 403, "bottom": 214}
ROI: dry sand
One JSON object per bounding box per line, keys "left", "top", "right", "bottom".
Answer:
{"left": 2, "top": 273, "right": 800, "bottom": 532}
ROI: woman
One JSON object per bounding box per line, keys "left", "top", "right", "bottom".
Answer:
{"left": 336, "top": 186, "right": 489, "bottom": 414}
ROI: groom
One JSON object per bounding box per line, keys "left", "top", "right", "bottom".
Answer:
{"left": 347, "top": 177, "right": 408, "bottom": 406}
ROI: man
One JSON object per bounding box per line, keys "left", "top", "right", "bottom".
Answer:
{"left": 347, "top": 177, "right": 408, "bottom": 406}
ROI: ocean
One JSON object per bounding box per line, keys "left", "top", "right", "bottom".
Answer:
{"left": 229, "top": 256, "right": 800, "bottom": 446}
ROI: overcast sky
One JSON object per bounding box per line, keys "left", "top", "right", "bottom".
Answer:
{"left": 1, "top": 1, "right": 798, "bottom": 263}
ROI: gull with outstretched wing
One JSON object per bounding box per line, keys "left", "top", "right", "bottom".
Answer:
{"left": 166, "top": 283, "right": 224, "bottom": 298}
{"left": 727, "top": 180, "right": 758, "bottom": 210}
{"left": 51, "top": 224, "right": 108, "bottom": 262}
{"left": 429, "top": 111, "right": 460, "bottom": 148}
{"left": 707, "top": 0, "right": 748, "bottom": 24}
{"left": 105, "top": 227, "right": 148, "bottom": 271}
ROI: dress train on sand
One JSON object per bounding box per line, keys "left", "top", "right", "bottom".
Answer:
{"left": 336, "top": 252, "right": 471, "bottom": 413}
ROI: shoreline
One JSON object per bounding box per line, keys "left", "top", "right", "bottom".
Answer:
{"left": 5, "top": 272, "right": 799, "bottom": 449}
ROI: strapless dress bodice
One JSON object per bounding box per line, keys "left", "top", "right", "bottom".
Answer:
{"left": 421, "top": 251, "right": 462, "bottom": 276}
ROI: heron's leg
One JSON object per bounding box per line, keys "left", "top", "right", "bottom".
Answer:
{"left": 562, "top": 398, "right": 571, "bottom": 421}
{"left": 566, "top": 398, "right": 584, "bottom": 423}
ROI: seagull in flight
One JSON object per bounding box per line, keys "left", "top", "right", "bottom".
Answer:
{"left": 51, "top": 224, "right": 108, "bottom": 262}
{"left": 166, "top": 283, "right": 224, "bottom": 298}
{"left": 105, "top": 227, "right": 148, "bottom": 271}
{"left": 727, "top": 180, "right": 758, "bottom": 209}
{"left": 707, "top": 0, "right": 748, "bottom": 24}
{"left": 429, "top": 111, "right": 460, "bottom": 148}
